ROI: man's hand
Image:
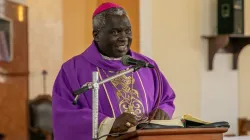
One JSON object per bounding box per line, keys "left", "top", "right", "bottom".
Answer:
{"left": 151, "top": 108, "right": 170, "bottom": 120}
{"left": 110, "top": 113, "right": 137, "bottom": 133}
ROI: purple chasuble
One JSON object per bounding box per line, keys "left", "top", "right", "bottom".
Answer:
{"left": 52, "top": 41, "right": 176, "bottom": 140}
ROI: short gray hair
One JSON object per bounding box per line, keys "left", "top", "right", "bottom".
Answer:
{"left": 92, "top": 8, "right": 128, "bottom": 31}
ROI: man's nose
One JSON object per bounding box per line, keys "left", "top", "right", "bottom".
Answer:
{"left": 117, "top": 37, "right": 128, "bottom": 44}
{"left": 118, "top": 32, "right": 128, "bottom": 41}
{"left": 119, "top": 31, "right": 128, "bottom": 38}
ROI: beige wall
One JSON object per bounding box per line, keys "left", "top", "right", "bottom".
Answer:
{"left": 152, "top": 0, "right": 201, "bottom": 118}
{"left": 239, "top": 0, "right": 250, "bottom": 117}
{"left": 239, "top": 0, "right": 250, "bottom": 118}
{"left": 245, "top": 0, "right": 250, "bottom": 34}
{"left": 200, "top": 0, "right": 238, "bottom": 134}
{"left": 26, "top": 0, "right": 63, "bottom": 99}
{"left": 139, "top": 0, "right": 152, "bottom": 58}
{"left": 200, "top": 0, "right": 250, "bottom": 134}
{"left": 239, "top": 46, "right": 250, "bottom": 118}
{"left": 152, "top": 0, "right": 250, "bottom": 128}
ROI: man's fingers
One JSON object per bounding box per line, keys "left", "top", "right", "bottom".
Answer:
{"left": 111, "top": 112, "right": 139, "bottom": 133}
{"left": 164, "top": 114, "right": 168, "bottom": 120}
{"left": 154, "top": 110, "right": 161, "bottom": 120}
{"left": 164, "top": 113, "right": 169, "bottom": 120}
{"left": 125, "top": 113, "right": 137, "bottom": 126}
{"left": 119, "top": 126, "right": 128, "bottom": 132}
{"left": 160, "top": 110, "right": 165, "bottom": 120}
{"left": 127, "top": 117, "right": 137, "bottom": 126}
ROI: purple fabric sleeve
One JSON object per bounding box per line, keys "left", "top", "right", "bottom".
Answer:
{"left": 151, "top": 65, "right": 176, "bottom": 119}
{"left": 52, "top": 67, "right": 108, "bottom": 140}
{"left": 157, "top": 71, "right": 176, "bottom": 118}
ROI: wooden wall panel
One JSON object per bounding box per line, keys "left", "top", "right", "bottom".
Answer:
{"left": 0, "top": 76, "right": 28, "bottom": 140}
{"left": 0, "top": 1, "right": 28, "bottom": 140}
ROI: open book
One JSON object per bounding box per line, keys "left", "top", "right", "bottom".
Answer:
{"left": 128, "top": 114, "right": 229, "bottom": 132}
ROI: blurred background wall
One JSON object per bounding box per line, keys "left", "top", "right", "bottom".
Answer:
{"left": 5, "top": 0, "right": 250, "bottom": 136}
{"left": 25, "top": 0, "right": 63, "bottom": 99}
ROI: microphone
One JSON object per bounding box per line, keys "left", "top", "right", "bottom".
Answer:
{"left": 121, "top": 55, "right": 155, "bottom": 68}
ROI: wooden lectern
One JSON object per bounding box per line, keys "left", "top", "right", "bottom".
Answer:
{"left": 107, "top": 128, "right": 228, "bottom": 140}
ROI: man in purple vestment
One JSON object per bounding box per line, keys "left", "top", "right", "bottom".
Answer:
{"left": 52, "top": 2, "right": 176, "bottom": 140}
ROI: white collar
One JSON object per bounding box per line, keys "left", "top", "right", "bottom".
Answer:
{"left": 101, "top": 54, "right": 122, "bottom": 60}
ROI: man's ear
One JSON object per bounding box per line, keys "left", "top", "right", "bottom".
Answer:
{"left": 93, "top": 30, "right": 100, "bottom": 42}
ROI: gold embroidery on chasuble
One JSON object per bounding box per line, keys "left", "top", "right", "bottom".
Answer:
{"left": 102, "top": 69, "right": 145, "bottom": 121}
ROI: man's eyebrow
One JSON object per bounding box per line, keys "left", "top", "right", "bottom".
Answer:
{"left": 111, "top": 26, "right": 131, "bottom": 30}
{"left": 111, "top": 27, "right": 120, "bottom": 30}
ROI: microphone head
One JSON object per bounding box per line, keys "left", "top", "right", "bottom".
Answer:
{"left": 121, "top": 55, "right": 131, "bottom": 66}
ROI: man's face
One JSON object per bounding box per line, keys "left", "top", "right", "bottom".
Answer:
{"left": 94, "top": 14, "right": 132, "bottom": 58}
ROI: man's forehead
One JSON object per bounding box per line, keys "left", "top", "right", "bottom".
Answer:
{"left": 105, "top": 15, "right": 131, "bottom": 27}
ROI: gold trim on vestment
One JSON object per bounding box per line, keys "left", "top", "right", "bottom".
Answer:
{"left": 136, "top": 71, "right": 149, "bottom": 114}
{"left": 101, "top": 68, "right": 145, "bottom": 121}
{"left": 97, "top": 67, "right": 116, "bottom": 118}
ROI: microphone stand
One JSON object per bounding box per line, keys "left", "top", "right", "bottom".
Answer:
{"left": 72, "top": 65, "right": 146, "bottom": 140}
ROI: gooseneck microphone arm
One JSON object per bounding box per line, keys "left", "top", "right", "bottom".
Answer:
{"left": 72, "top": 65, "right": 142, "bottom": 105}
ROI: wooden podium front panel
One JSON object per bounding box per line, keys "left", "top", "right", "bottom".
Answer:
{"left": 108, "top": 128, "right": 228, "bottom": 140}
{"left": 136, "top": 133, "right": 222, "bottom": 140}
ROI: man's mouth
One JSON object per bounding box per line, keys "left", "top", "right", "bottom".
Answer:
{"left": 116, "top": 45, "right": 128, "bottom": 52}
